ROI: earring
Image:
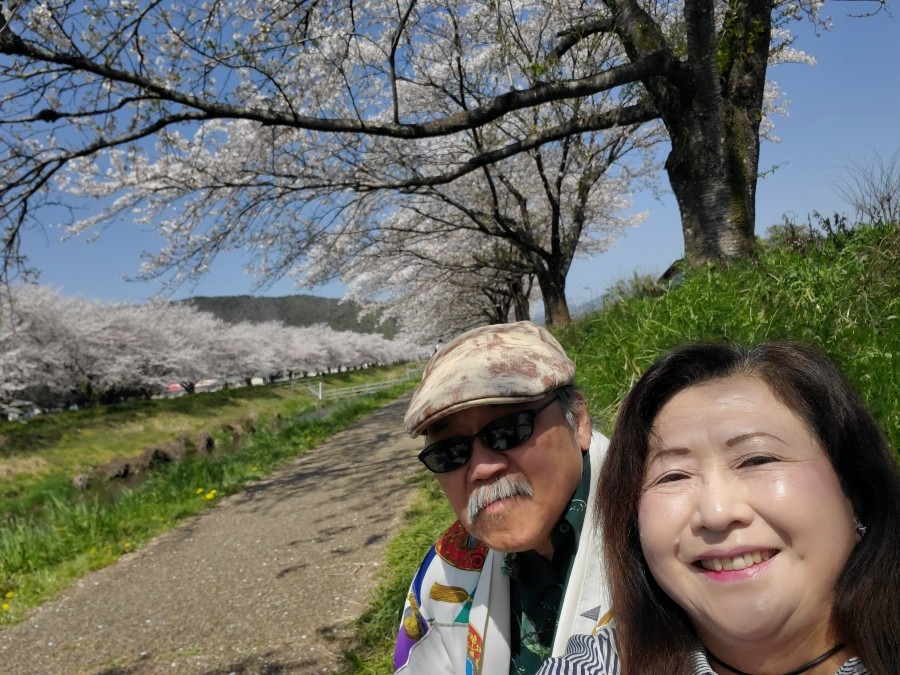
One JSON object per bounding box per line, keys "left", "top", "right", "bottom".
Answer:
{"left": 854, "top": 517, "right": 867, "bottom": 539}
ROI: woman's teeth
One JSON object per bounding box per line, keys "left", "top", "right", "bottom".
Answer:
{"left": 699, "top": 549, "right": 774, "bottom": 571}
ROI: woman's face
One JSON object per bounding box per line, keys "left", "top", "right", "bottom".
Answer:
{"left": 637, "top": 375, "right": 857, "bottom": 654}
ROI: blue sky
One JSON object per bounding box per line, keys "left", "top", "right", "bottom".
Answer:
{"left": 21, "top": 8, "right": 899, "bottom": 309}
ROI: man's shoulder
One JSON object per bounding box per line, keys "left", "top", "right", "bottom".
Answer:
{"left": 395, "top": 521, "right": 489, "bottom": 673}
{"left": 590, "top": 428, "right": 610, "bottom": 449}
{"left": 432, "top": 520, "right": 489, "bottom": 572}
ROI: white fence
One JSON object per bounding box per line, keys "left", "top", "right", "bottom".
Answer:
{"left": 299, "top": 365, "right": 423, "bottom": 401}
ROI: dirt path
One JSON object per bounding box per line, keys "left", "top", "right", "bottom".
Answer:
{"left": 0, "top": 396, "right": 422, "bottom": 674}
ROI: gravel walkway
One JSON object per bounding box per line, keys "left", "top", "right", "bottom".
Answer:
{"left": 0, "top": 396, "right": 422, "bottom": 674}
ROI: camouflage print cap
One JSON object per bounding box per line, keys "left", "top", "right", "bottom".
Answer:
{"left": 404, "top": 321, "right": 575, "bottom": 437}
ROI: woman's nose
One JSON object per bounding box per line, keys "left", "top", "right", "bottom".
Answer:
{"left": 690, "top": 473, "right": 754, "bottom": 532}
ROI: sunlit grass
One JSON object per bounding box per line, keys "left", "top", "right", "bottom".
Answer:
{"left": 0, "top": 364, "right": 417, "bottom": 505}
{"left": 558, "top": 222, "right": 899, "bottom": 450}
{"left": 0, "top": 380, "right": 417, "bottom": 626}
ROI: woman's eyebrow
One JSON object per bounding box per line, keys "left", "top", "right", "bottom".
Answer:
{"left": 646, "top": 446, "right": 691, "bottom": 464}
{"left": 725, "top": 431, "right": 785, "bottom": 447}
{"left": 647, "top": 432, "right": 787, "bottom": 462}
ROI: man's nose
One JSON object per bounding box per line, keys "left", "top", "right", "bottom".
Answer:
{"left": 467, "top": 438, "right": 511, "bottom": 482}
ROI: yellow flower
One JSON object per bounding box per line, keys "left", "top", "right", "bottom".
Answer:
{"left": 1, "top": 603, "right": 9, "bottom": 611}
{"left": 195, "top": 487, "right": 204, "bottom": 494}
{"left": 4, "top": 591, "right": 13, "bottom": 599}
{"left": 204, "top": 490, "right": 216, "bottom": 500}
{"left": 124, "top": 542, "right": 132, "bottom": 550}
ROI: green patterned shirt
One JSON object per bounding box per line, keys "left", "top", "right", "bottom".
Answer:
{"left": 503, "top": 452, "right": 592, "bottom": 675}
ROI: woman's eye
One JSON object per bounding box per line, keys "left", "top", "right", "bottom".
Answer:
{"left": 651, "top": 471, "right": 689, "bottom": 486}
{"left": 739, "top": 454, "right": 777, "bottom": 468}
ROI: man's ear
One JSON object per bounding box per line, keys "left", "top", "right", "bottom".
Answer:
{"left": 574, "top": 393, "right": 592, "bottom": 452}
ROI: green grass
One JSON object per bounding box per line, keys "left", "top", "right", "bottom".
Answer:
{"left": 0, "top": 378, "right": 418, "bottom": 625}
{"left": 557, "top": 221, "right": 899, "bottom": 449}
{"left": 0, "top": 364, "right": 417, "bottom": 512}
{"left": 338, "top": 222, "right": 899, "bottom": 671}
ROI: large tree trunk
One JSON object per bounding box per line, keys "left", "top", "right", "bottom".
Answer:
{"left": 665, "top": 105, "right": 758, "bottom": 262}
{"left": 536, "top": 271, "right": 571, "bottom": 326}
{"left": 613, "top": 0, "right": 771, "bottom": 264}
{"left": 664, "top": 0, "right": 770, "bottom": 263}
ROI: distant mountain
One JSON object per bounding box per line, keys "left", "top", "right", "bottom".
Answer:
{"left": 181, "top": 294, "right": 398, "bottom": 337}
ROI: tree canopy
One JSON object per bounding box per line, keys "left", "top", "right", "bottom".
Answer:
{"left": 1, "top": 0, "right": 854, "bottom": 331}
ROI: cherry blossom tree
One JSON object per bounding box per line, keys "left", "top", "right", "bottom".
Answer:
{"left": 336, "top": 214, "right": 539, "bottom": 342}
{"left": 0, "top": 286, "right": 148, "bottom": 408}
{"left": 0, "top": 284, "right": 418, "bottom": 415}
{"left": 350, "top": 258, "right": 535, "bottom": 344}
{"left": 1, "top": 0, "right": 849, "bottom": 305}
{"left": 131, "top": 300, "right": 225, "bottom": 393}
{"left": 0, "top": 285, "right": 59, "bottom": 412}
{"left": 306, "top": 114, "right": 657, "bottom": 326}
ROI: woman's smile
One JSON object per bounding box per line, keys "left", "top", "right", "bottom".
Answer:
{"left": 695, "top": 548, "right": 777, "bottom": 572}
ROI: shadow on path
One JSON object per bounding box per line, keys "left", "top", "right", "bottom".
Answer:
{"left": 0, "top": 396, "right": 422, "bottom": 675}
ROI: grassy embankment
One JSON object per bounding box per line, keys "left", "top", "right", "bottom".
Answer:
{"left": 0, "top": 365, "right": 420, "bottom": 623}
{"left": 341, "top": 221, "right": 899, "bottom": 673}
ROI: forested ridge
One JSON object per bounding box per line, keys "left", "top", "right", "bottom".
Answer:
{"left": 182, "top": 294, "right": 397, "bottom": 337}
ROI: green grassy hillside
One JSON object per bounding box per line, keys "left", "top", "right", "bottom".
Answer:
{"left": 557, "top": 221, "right": 899, "bottom": 449}
{"left": 184, "top": 294, "right": 399, "bottom": 337}
{"left": 343, "top": 221, "right": 899, "bottom": 672}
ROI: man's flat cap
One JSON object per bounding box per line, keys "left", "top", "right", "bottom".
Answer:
{"left": 404, "top": 321, "right": 575, "bottom": 437}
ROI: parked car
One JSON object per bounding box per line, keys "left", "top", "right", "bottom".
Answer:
{"left": 3, "top": 400, "right": 43, "bottom": 421}
{"left": 164, "top": 382, "right": 186, "bottom": 398}
{"left": 195, "top": 378, "right": 223, "bottom": 393}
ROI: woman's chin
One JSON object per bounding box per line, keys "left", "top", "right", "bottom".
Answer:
{"left": 695, "top": 610, "right": 784, "bottom": 648}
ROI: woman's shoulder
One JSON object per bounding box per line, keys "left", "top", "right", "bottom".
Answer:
{"left": 836, "top": 656, "right": 868, "bottom": 674}
{"left": 536, "top": 625, "right": 621, "bottom": 675}
{"left": 537, "top": 630, "right": 869, "bottom": 675}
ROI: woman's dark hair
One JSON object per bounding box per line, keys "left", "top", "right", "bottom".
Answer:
{"left": 597, "top": 341, "right": 900, "bottom": 674}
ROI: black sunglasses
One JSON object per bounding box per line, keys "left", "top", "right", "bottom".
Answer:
{"left": 417, "top": 395, "right": 559, "bottom": 473}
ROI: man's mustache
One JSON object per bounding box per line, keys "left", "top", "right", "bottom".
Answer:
{"left": 467, "top": 476, "right": 534, "bottom": 522}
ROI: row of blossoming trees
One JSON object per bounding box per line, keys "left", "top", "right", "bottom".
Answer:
{"left": 0, "top": 285, "right": 423, "bottom": 418}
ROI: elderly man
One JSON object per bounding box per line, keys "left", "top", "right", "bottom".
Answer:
{"left": 393, "top": 321, "right": 611, "bottom": 675}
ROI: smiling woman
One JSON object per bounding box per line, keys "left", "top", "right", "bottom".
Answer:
{"left": 538, "top": 342, "right": 900, "bottom": 675}
{"left": 639, "top": 375, "right": 859, "bottom": 666}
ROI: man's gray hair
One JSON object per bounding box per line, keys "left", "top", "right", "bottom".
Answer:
{"left": 555, "top": 384, "right": 586, "bottom": 435}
